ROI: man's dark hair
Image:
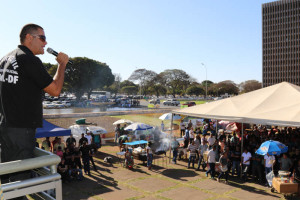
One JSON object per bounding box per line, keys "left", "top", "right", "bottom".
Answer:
{"left": 20, "top": 23, "right": 43, "bottom": 44}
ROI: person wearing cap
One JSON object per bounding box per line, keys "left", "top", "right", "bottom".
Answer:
{"left": 85, "top": 131, "right": 93, "bottom": 145}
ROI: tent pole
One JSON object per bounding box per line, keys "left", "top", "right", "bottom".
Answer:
{"left": 169, "top": 114, "right": 174, "bottom": 164}
{"left": 216, "top": 120, "right": 218, "bottom": 137}
{"left": 240, "top": 123, "right": 244, "bottom": 178}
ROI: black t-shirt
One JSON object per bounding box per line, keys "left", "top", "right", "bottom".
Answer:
{"left": 0, "top": 45, "right": 53, "bottom": 128}
{"left": 79, "top": 137, "right": 88, "bottom": 146}
{"left": 79, "top": 145, "right": 91, "bottom": 158}
{"left": 231, "top": 150, "right": 241, "bottom": 162}
{"left": 66, "top": 137, "right": 76, "bottom": 146}
{"left": 58, "top": 162, "right": 67, "bottom": 173}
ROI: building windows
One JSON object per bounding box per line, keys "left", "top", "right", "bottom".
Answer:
{"left": 262, "top": 0, "right": 300, "bottom": 87}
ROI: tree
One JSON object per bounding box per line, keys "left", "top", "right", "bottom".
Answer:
{"left": 128, "top": 69, "right": 157, "bottom": 95}
{"left": 215, "top": 80, "right": 239, "bottom": 95}
{"left": 43, "top": 62, "right": 53, "bottom": 71}
{"left": 107, "top": 73, "right": 122, "bottom": 96}
{"left": 120, "top": 80, "right": 137, "bottom": 88}
{"left": 201, "top": 80, "right": 214, "bottom": 96}
{"left": 240, "top": 80, "right": 262, "bottom": 93}
{"left": 121, "top": 86, "right": 138, "bottom": 95}
{"left": 186, "top": 85, "right": 204, "bottom": 96}
{"left": 159, "top": 69, "right": 192, "bottom": 97}
{"left": 52, "top": 57, "right": 114, "bottom": 100}
{"left": 148, "top": 84, "right": 167, "bottom": 97}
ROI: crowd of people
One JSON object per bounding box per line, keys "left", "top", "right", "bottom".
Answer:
{"left": 38, "top": 118, "right": 300, "bottom": 190}
{"left": 172, "top": 120, "right": 300, "bottom": 187}
{"left": 38, "top": 132, "right": 99, "bottom": 182}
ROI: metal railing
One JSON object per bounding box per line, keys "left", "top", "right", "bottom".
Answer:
{"left": 0, "top": 148, "right": 62, "bottom": 200}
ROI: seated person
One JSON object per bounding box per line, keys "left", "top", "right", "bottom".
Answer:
{"left": 68, "top": 155, "right": 83, "bottom": 180}
{"left": 58, "top": 158, "right": 69, "bottom": 182}
{"left": 125, "top": 148, "right": 134, "bottom": 169}
{"left": 280, "top": 153, "right": 293, "bottom": 172}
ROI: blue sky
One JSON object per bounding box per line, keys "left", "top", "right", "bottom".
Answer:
{"left": 0, "top": 0, "right": 275, "bottom": 84}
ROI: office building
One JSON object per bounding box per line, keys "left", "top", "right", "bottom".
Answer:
{"left": 262, "top": 0, "right": 300, "bottom": 87}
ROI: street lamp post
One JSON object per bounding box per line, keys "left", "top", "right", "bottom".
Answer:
{"left": 201, "top": 63, "right": 207, "bottom": 99}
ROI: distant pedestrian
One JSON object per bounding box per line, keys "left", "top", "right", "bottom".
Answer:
{"left": 207, "top": 133, "right": 216, "bottom": 149}
{"left": 217, "top": 151, "right": 229, "bottom": 184}
{"left": 252, "top": 147, "right": 263, "bottom": 184}
{"left": 241, "top": 148, "right": 251, "bottom": 181}
{"left": 264, "top": 153, "right": 275, "bottom": 184}
{"left": 161, "top": 121, "right": 165, "bottom": 131}
{"left": 184, "top": 127, "right": 190, "bottom": 148}
{"left": 115, "top": 124, "right": 121, "bottom": 143}
{"left": 146, "top": 142, "right": 153, "bottom": 170}
{"left": 231, "top": 146, "right": 241, "bottom": 177}
{"left": 197, "top": 140, "right": 208, "bottom": 171}
{"left": 80, "top": 141, "right": 91, "bottom": 176}
{"left": 189, "top": 128, "right": 195, "bottom": 144}
{"left": 206, "top": 145, "right": 217, "bottom": 179}
{"left": 180, "top": 120, "right": 185, "bottom": 137}
{"left": 187, "top": 140, "right": 197, "bottom": 169}
{"left": 171, "top": 137, "right": 180, "bottom": 164}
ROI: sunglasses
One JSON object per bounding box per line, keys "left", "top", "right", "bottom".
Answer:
{"left": 31, "top": 34, "right": 46, "bottom": 42}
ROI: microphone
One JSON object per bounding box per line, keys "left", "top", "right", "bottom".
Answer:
{"left": 46, "top": 47, "right": 73, "bottom": 65}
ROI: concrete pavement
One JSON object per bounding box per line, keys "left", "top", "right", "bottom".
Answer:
{"left": 61, "top": 144, "right": 290, "bottom": 200}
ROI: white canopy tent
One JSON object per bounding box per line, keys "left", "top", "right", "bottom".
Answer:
{"left": 172, "top": 82, "right": 300, "bottom": 127}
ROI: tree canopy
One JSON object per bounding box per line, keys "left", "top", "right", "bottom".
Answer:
{"left": 47, "top": 57, "right": 114, "bottom": 100}
{"left": 159, "top": 69, "right": 192, "bottom": 97}
{"left": 240, "top": 80, "right": 262, "bottom": 93}
{"left": 128, "top": 68, "right": 157, "bottom": 95}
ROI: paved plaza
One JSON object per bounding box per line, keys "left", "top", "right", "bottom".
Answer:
{"left": 61, "top": 144, "right": 294, "bottom": 200}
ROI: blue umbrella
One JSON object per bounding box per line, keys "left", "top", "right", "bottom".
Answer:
{"left": 256, "top": 140, "right": 288, "bottom": 156}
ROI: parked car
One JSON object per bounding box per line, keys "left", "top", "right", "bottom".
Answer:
{"left": 149, "top": 99, "right": 160, "bottom": 104}
{"left": 43, "top": 101, "right": 55, "bottom": 109}
{"left": 182, "top": 101, "right": 196, "bottom": 107}
{"left": 163, "top": 99, "right": 180, "bottom": 106}
{"left": 62, "top": 101, "right": 72, "bottom": 107}
{"left": 52, "top": 101, "right": 65, "bottom": 108}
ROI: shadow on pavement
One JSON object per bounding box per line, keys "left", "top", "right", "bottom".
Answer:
{"left": 161, "top": 168, "right": 198, "bottom": 181}
{"left": 228, "top": 178, "right": 281, "bottom": 199}
{"left": 62, "top": 174, "right": 118, "bottom": 200}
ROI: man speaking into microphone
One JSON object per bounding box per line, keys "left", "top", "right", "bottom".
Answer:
{"left": 0, "top": 23, "right": 69, "bottom": 183}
